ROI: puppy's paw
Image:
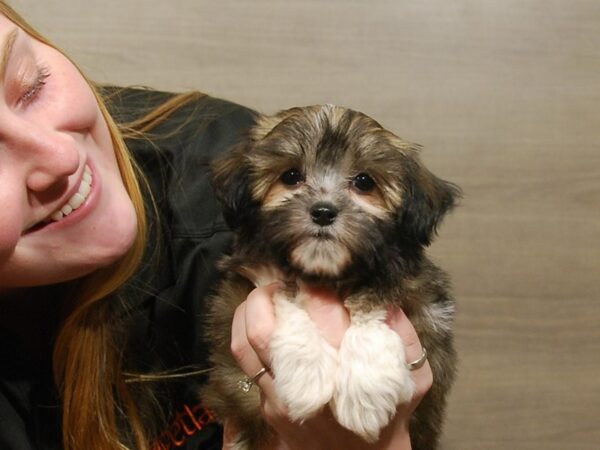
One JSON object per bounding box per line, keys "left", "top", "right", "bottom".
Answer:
{"left": 332, "top": 311, "right": 415, "bottom": 442}
{"left": 271, "top": 295, "right": 338, "bottom": 421}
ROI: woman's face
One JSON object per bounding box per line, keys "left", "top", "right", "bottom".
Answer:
{"left": 0, "top": 14, "right": 138, "bottom": 289}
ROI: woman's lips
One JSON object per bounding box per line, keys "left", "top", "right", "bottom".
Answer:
{"left": 24, "top": 162, "right": 99, "bottom": 234}
{"left": 48, "top": 164, "right": 93, "bottom": 221}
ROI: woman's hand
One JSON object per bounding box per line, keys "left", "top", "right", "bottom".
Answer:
{"left": 223, "top": 284, "right": 432, "bottom": 450}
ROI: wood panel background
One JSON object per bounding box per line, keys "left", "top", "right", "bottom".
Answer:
{"left": 10, "top": 1, "right": 599, "bottom": 448}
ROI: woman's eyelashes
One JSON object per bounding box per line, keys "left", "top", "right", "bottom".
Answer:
{"left": 18, "top": 65, "right": 50, "bottom": 106}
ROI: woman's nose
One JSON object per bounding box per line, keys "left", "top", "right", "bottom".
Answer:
{"left": 15, "top": 125, "right": 80, "bottom": 193}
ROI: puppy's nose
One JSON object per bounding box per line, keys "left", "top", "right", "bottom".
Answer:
{"left": 310, "top": 202, "right": 338, "bottom": 226}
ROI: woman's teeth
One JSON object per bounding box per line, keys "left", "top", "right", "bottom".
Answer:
{"left": 50, "top": 165, "right": 93, "bottom": 222}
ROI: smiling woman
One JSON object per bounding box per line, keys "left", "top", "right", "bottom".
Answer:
{"left": 0, "top": 3, "right": 155, "bottom": 449}
{"left": 0, "top": 13, "right": 140, "bottom": 287}
{"left": 0, "top": 2, "right": 433, "bottom": 450}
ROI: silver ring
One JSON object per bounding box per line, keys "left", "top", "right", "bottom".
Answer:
{"left": 407, "top": 347, "right": 428, "bottom": 371}
{"left": 237, "top": 367, "right": 268, "bottom": 393}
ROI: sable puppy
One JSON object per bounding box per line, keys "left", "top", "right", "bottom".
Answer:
{"left": 202, "top": 105, "right": 460, "bottom": 450}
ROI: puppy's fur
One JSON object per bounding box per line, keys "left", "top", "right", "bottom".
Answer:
{"left": 202, "top": 105, "right": 460, "bottom": 450}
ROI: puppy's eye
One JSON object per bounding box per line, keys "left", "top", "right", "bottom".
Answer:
{"left": 280, "top": 168, "right": 305, "bottom": 186}
{"left": 352, "top": 173, "right": 376, "bottom": 192}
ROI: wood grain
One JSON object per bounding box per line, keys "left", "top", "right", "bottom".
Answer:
{"left": 10, "top": 0, "right": 600, "bottom": 448}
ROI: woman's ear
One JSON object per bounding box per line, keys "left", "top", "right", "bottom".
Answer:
{"left": 397, "top": 159, "right": 461, "bottom": 249}
{"left": 211, "top": 139, "right": 259, "bottom": 230}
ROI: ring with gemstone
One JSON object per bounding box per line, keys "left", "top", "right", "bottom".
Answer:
{"left": 237, "top": 367, "right": 268, "bottom": 393}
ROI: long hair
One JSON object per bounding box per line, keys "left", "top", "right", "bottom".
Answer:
{"left": 0, "top": 3, "right": 202, "bottom": 449}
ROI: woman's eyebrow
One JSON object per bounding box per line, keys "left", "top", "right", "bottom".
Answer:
{"left": 0, "top": 28, "right": 19, "bottom": 80}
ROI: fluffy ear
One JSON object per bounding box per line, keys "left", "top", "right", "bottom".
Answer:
{"left": 251, "top": 112, "right": 290, "bottom": 141}
{"left": 397, "top": 160, "right": 461, "bottom": 249}
{"left": 211, "top": 140, "right": 259, "bottom": 230}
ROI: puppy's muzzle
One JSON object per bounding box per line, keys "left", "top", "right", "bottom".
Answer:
{"left": 310, "top": 202, "right": 338, "bottom": 226}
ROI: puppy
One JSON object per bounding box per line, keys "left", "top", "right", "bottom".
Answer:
{"left": 202, "top": 105, "right": 460, "bottom": 450}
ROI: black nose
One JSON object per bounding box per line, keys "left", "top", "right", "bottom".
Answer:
{"left": 310, "top": 202, "right": 338, "bottom": 226}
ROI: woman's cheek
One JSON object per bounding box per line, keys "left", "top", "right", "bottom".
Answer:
{"left": 0, "top": 229, "right": 19, "bottom": 263}
{"left": 0, "top": 187, "right": 23, "bottom": 263}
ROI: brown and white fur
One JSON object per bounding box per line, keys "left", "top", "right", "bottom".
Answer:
{"left": 202, "top": 105, "right": 460, "bottom": 450}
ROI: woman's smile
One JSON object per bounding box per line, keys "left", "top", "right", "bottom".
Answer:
{"left": 24, "top": 160, "right": 99, "bottom": 234}
{"left": 49, "top": 164, "right": 93, "bottom": 221}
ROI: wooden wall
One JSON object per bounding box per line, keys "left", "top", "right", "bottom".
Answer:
{"left": 11, "top": 1, "right": 600, "bottom": 448}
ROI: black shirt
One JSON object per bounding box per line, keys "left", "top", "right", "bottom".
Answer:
{"left": 0, "top": 87, "right": 257, "bottom": 450}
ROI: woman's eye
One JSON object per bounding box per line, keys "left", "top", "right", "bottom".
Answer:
{"left": 19, "top": 66, "right": 50, "bottom": 106}
{"left": 280, "top": 168, "right": 305, "bottom": 186}
{"left": 352, "top": 173, "right": 376, "bottom": 192}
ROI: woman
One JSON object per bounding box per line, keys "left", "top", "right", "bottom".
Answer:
{"left": 0, "top": 2, "right": 432, "bottom": 449}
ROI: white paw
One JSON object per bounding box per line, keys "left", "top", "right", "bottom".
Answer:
{"left": 332, "top": 312, "right": 415, "bottom": 442}
{"left": 271, "top": 294, "right": 338, "bottom": 421}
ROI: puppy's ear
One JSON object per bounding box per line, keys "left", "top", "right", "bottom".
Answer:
{"left": 397, "top": 159, "right": 461, "bottom": 248}
{"left": 212, "top": 111, "right": 293, "bottom": 230}
{"left": 251, "top": 113, "right": 290, "bottom": 141}
{"left": 211, "top": 139, "right": 259, "bottom": 230}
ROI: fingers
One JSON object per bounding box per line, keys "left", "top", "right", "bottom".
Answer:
{"left": 386, "top": 308, "right": 433, "bottom": 398}
{"left": 233, "top": 283, "right": 279, "bottom": 368}
{"left": 386, "top": 308, "right": 420, "bottom": 359}
{"left": 230, "top": 283, "right": 288, "bottom": 418}
{"left": 232, "top": 285, "right": 433, "bottom": 440}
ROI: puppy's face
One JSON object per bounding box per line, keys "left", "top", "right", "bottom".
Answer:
{"left": 213, "top": 105, "right": 459, "bottom": 280}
